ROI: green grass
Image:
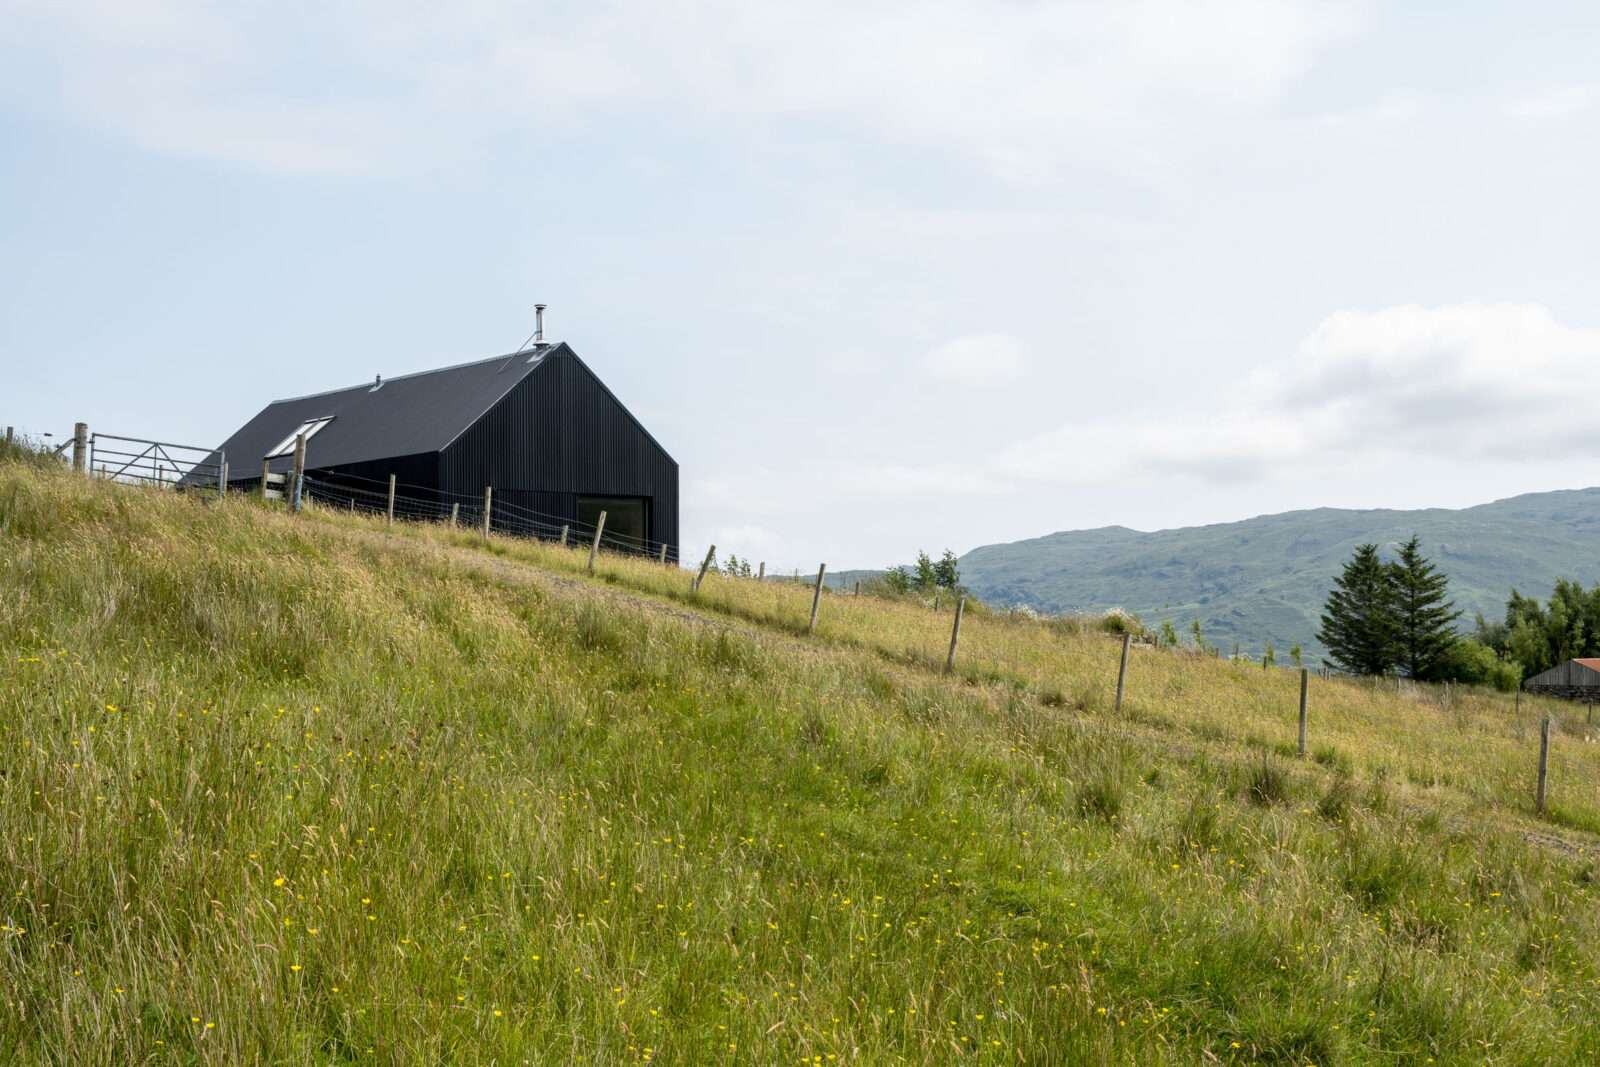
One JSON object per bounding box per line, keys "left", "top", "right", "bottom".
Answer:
{"left": 5, "top": 461, "right": 1600, "bottom": 1063}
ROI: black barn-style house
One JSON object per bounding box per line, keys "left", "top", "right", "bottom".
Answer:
{"left": 213, "top": 335, "right": 678, "bottom": 560}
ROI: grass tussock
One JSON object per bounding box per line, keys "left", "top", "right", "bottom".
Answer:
{"left": 5, "top": 459, "right": 1600, "bottom": 1063}
{"left": 1247, "top": 755, "right": 1293, "bottom": 807}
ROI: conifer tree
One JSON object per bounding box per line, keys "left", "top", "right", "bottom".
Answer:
{"left": 1317, "top": 544, "right": 1395, "bottom": 675}
{"left": 1388, "top": 535, "right": 1460, "bottom": 680}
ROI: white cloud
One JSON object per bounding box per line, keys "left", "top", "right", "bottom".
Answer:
{"left": 1276, "top": 303, "right": 1600, "bottom": 460}
{"left": 845, "top": 303, "right": 1600, "bottom": 495}
{"left": 922, "top": 333, "right": 1028, "bottom": 387}
{"left": 0, "top": 0, "right": 1364, "bottom": 177}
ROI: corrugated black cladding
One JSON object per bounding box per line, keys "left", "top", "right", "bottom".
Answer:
{"left": 439, "top": 350, "right": 679, "bottom": 560}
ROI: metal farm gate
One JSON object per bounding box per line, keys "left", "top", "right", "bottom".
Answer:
{"left": 88, "top": 432, "right": 227, "bottom": 493}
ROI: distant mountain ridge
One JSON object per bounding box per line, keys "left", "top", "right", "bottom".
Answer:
{"left": 958, "top": 488, "right": 1600, "bottom": 661}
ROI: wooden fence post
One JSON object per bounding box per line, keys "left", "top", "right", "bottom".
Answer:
{"left": 1298, "top": 668, "right": 1309, "bottom": 758}
{"left": 809, "top": 564, "right": 827, "bottom": 634}
{"left": 219, "top": 460, "right": 228, "bottom": 496}
{"left": 934, "top": 592, "right": 941, "bottom": 612}
{"left": 260, "top": 458, "right": 271, "bottom": 495}
{"left": 944, "top": 596, "right": 966, "bottom": 673}
{"left": 587, "top": 510, "right": 607, "bottom": 573}
{"left": 450, "top": 502, "right": 459, "bottom": 527}
{"left": 855, "top": 581, "right": 860, "bottom": 596}
{"left": 482, "top": 487, "right": 493, "bottom": 539}
{"left": 659, "top": 542, "right": 668, "bottom": 565}
{"left": 1536, "top": 715, "right": 1552, "bottom": 815}
{"left": 4, "top": 426, "right": 12, "bottom": 446}
{"left": 560, "top": 525, "right": 569, "bottom": 547}
{"left": 693, "top": 545, "right": 716, "bottom": 593}
{"left": 758, "top": 561, "right": 765, "bottom": 580}
{"left": 386, "top": 474, "right": 396, "bottom": 525}
{"left": 71, "top": 422, "right": 87, "bottom": 474}
{"left": 1114, "top": 632, "right": 1132, "bottom": 712}
{"left": 290, "top": 433, "right": 306, "bottom": 512}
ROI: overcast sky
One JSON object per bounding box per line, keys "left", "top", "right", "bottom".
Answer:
{"left": 4, "top": 1, "right": 1599, "bottom": 571}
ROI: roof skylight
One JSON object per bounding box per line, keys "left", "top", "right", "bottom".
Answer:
{"left": 266, "top": 416, "right": 334, "bottom": 458}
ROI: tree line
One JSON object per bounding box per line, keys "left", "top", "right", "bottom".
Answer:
{"left": 882, "top": 550, "right": 962, "bottom": 595}
{"left": 1317, "top": 537, "right": 1520, "bottom": 689}
{"left": 1474, "top": 579, "right": 1600, "bottom": 679}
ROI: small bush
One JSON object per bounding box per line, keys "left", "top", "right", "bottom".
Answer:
{"left": 1099, "top": 609, "right": 1143, "bottom": 637}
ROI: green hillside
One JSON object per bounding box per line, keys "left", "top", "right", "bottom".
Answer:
{"left": 11, "top": 454, "right": 1600, "bottom": 1063}
{"left": 960, "top": 489, "right": 1600, "bottom": 659}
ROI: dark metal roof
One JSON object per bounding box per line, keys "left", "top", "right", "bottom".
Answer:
{"left": 219, "top": 345, "right": 564, "bottom": 471}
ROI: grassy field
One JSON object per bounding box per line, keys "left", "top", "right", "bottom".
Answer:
{"left": 5, "top": 456, "right": 1600, "bottom": 1064}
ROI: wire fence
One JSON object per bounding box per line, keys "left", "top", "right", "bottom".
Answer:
{"left": 298, "top": 472, "right": 675, "bottom": 563}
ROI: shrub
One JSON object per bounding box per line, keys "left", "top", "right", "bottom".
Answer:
{"left": 1158, "top": 620, "right": 1179, "bottom": 648}
{"left": 1099, "top": 609, "right": 1143, "bottom": 637}
{"left": 1442, "top": 638, "right": 1521, "bottom": 691}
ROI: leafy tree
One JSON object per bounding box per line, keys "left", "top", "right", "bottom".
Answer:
{"left": 1483, "top": 579, "right": 1600, "bottom": 677}
{"left": 913, "top": 551, "right": 937, "bottom": 592}
{"left": 1289, "top": 644, "right": 1303, "bottom": 668}
{"left": 933, "top": 550, "right": 961, "bottom": 591}
{"left": 1387, "top": 535, "right": 1460, "bottom": 681}
{"left": 1317, "top": 543, "right": 1395, "bottom": 676}
{"left": 1159, "top": 620, "right": 1179, "bottom": 648}
{"left": 882, "top": 566, "right": 910, "bottom": 595}
{"left": 1444, "top": 638, "right": 1522, "bottom": 692}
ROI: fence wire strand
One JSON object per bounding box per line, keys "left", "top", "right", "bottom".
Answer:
{"left": 299, "top": 475, "right": 674, "bottom": 562}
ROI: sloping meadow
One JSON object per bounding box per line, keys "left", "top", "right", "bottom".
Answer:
{"left": 467, "top": 529, "right": 1600, "bottom": 836}
{"left": 3, "top": 461, "right": 1600, "bottom": 1064}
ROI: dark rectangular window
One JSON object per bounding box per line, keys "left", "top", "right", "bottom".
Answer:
{"left": 578, "top": 495, "right": 650, "bottom": 552}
